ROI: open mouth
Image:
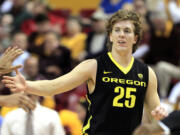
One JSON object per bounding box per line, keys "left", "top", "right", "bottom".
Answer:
{"left": 117, "top": 41, "right": 126, "bottom": 45}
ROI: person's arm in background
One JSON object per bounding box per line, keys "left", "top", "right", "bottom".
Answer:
{"left": 144, "top": 67, "right": 168, "bottom": 121}
{"left": 0, "top": 93, "right": 35, "bottom": 112}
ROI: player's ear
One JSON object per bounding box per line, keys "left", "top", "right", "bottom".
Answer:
{"left": 109, "top": 33, "right": 113, "bottom": 42}
{"left": 133, "top": 35, "right": 138, "bottom": 44}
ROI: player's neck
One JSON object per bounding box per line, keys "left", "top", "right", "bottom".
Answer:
{"left": 111, "top": 49, "right": 133, "bottom": 68}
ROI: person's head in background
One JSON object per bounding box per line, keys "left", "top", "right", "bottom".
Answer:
{"left": 66, "top": 16, "right": 82, "bottom": 37}
{"left": 0, "top": 14, "right": 13, "bottom": 51}
{"left": 91, "top": 11, "right": 108, "bottom": 33}
{"left": 150, "top": 10, "right": 168, "bottom": 32}
{"left": 44, "top": 31, "right": 60, "bottom": 56}
{"left": 133, "top": 0, "right": 150, "bottom": 44}
{"left": 11, "top": 32, "right": 28, "bottom": 51}
{"left": 106, "top": 9, "right": 142, "bottom": 53}
{"left": 34, "top": 13, "right": 51, "bottom": 34}
{"left": 133, "top": 0, "right": 147, "bottom": 17}
{"left": 29, "top": 0, "right": 48, "bottom": 16}
{"left": 75, "top": 97, "right": 88, "bottom": 123}
{"left": 0, "top": 14, "right": 14, "bottom": 27}
{"left": 23, "top": 56, "right": 39, "bottom": 80}
{"left": 12, "top": 0, "right": 27, "bottom": 8}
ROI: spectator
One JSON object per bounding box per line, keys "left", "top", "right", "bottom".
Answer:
{"left": 0, "top": 14, "right": 13, "bottom": 51}
{"left": 1, "top": 93, "right": 65, "bottom": 135}
{"left": 11, "top": 32, "right": 30, "bottom": 75}
{"left": 22, "top": 56, "right": 45, "bottom": 80}
{"left": 28, "top": 13, "right": 51, "bottom": 52}
{"left": 21, "top": 0, "right": 66, "bottom": 35}
{"left": 83, "top": 11, "right": 108, "bottom": 59}
{"left": 59, "top": 109, "right": 82, "bottom": 135}
{"left": 36, "top": 31, "right": 72, "bottom": 79}
{"left": 144, "top": 10, "right": 180, "bottom": 97}
{"left": 99, "top": 0, "right": 133, "bottom": 15}
{"left": 61, "top": 16, "right": 87, "bottom": 60}
{"left": 133, "top": 0, "right": 151, "bottom": 59}
{"left": 7, "top": 0, "right": 32, "bottom": 32}
{"left": 145, "top": 10, "right": 180, "bottom": 65}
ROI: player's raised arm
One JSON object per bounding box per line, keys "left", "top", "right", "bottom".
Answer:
{"left": 2, "top": 59, "right": 97, "bottom": 96}
{"left": 0, "top": 46, "right": 23, "bottom": 75}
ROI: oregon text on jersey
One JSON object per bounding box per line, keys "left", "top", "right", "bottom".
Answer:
{"left": 102, "top": 77, "right": 147, "bottom": 87}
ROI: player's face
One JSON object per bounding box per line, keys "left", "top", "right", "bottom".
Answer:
{"left": 110, "top": 20, "right": 137, "bottom": 53}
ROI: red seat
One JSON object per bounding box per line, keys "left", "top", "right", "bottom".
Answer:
{"left": 80, "top": 9, "right": 95, "bottom": 18}
{"left": 50, "top": 9, "right": 71, "bottom": 18}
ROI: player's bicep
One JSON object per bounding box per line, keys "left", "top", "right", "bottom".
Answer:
{"left": 145, "top": 67, "right": 160, "bottom": 110}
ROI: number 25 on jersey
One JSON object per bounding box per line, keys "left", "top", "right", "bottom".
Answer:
{"left": 113, "top": 86, "right": 136, "bottom": 108}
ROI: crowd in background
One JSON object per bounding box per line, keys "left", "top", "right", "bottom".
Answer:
{"left": 0, "top": 0, "right": 180, "bottom": 134}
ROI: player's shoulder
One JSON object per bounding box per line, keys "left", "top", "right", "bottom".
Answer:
{"left": 78, "top": 59, "right": 97, "bottom": 72}
{"left": 133, "top": 58, "right": 149, "bottom": 72}
{"left": 80, "top": 59, "right": 97, "bottom": 65}
{"left": 134, "top": 58, "right": 148, "bottom": 67}
{"left": 148, "top": 66, "right": 156, "bottom": 78}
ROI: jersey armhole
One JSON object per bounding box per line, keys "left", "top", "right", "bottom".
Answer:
{"left": 87, "top": 59, "right": 98, "bottom": 95}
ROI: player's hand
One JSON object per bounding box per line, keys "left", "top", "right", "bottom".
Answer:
{"left": 2, "top": 69, "right": 27, "bottom": 92}
{"left": 0, "top": 46, "right": 23, "bottom": 74}
{"left": 1, "top": 93, "right": 36, "bottom": 112}
{"left": 151, "top": 105, "right": 168, "bottom": 120}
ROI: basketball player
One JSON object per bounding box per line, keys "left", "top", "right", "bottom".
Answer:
{"left": 2, "top": 10, "right": 167, "bottom": 135}
{"left": 0, "top": 46, "right": 35, "bottom": 111}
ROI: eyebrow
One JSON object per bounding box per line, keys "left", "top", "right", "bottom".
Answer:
{"left": 113, "top": 27, "right": 133, "bottom": 30}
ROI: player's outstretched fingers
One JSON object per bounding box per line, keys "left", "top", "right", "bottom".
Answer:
{"left": 151, "top": 106, "right": 168, "bottom": 120}
{"left": 3, "top": 76, "right": 14, "bottom": 81}
{"left": 11, "top": 49, "right": 23, "bottom": 61}
{"left": 0, "top": 65, "right": 22, "bottom": 74}
{"left": 2, "top": 79, "right": 14, "bottom": 85}
{"left": 4, "top": 84, "right": 16, "bottom": 89}
{"left": 5, "top": 46, "right": 17, "bottom": 57}
{"left": 10, "top": 65, "right": 22, "bottom": 71}
{"left": 3, "top": 47, "right": 12, "bottom": 56}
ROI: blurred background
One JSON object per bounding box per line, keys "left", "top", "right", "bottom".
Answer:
{"left": 0, "top": 0, "right": 180, "bottom": 134}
